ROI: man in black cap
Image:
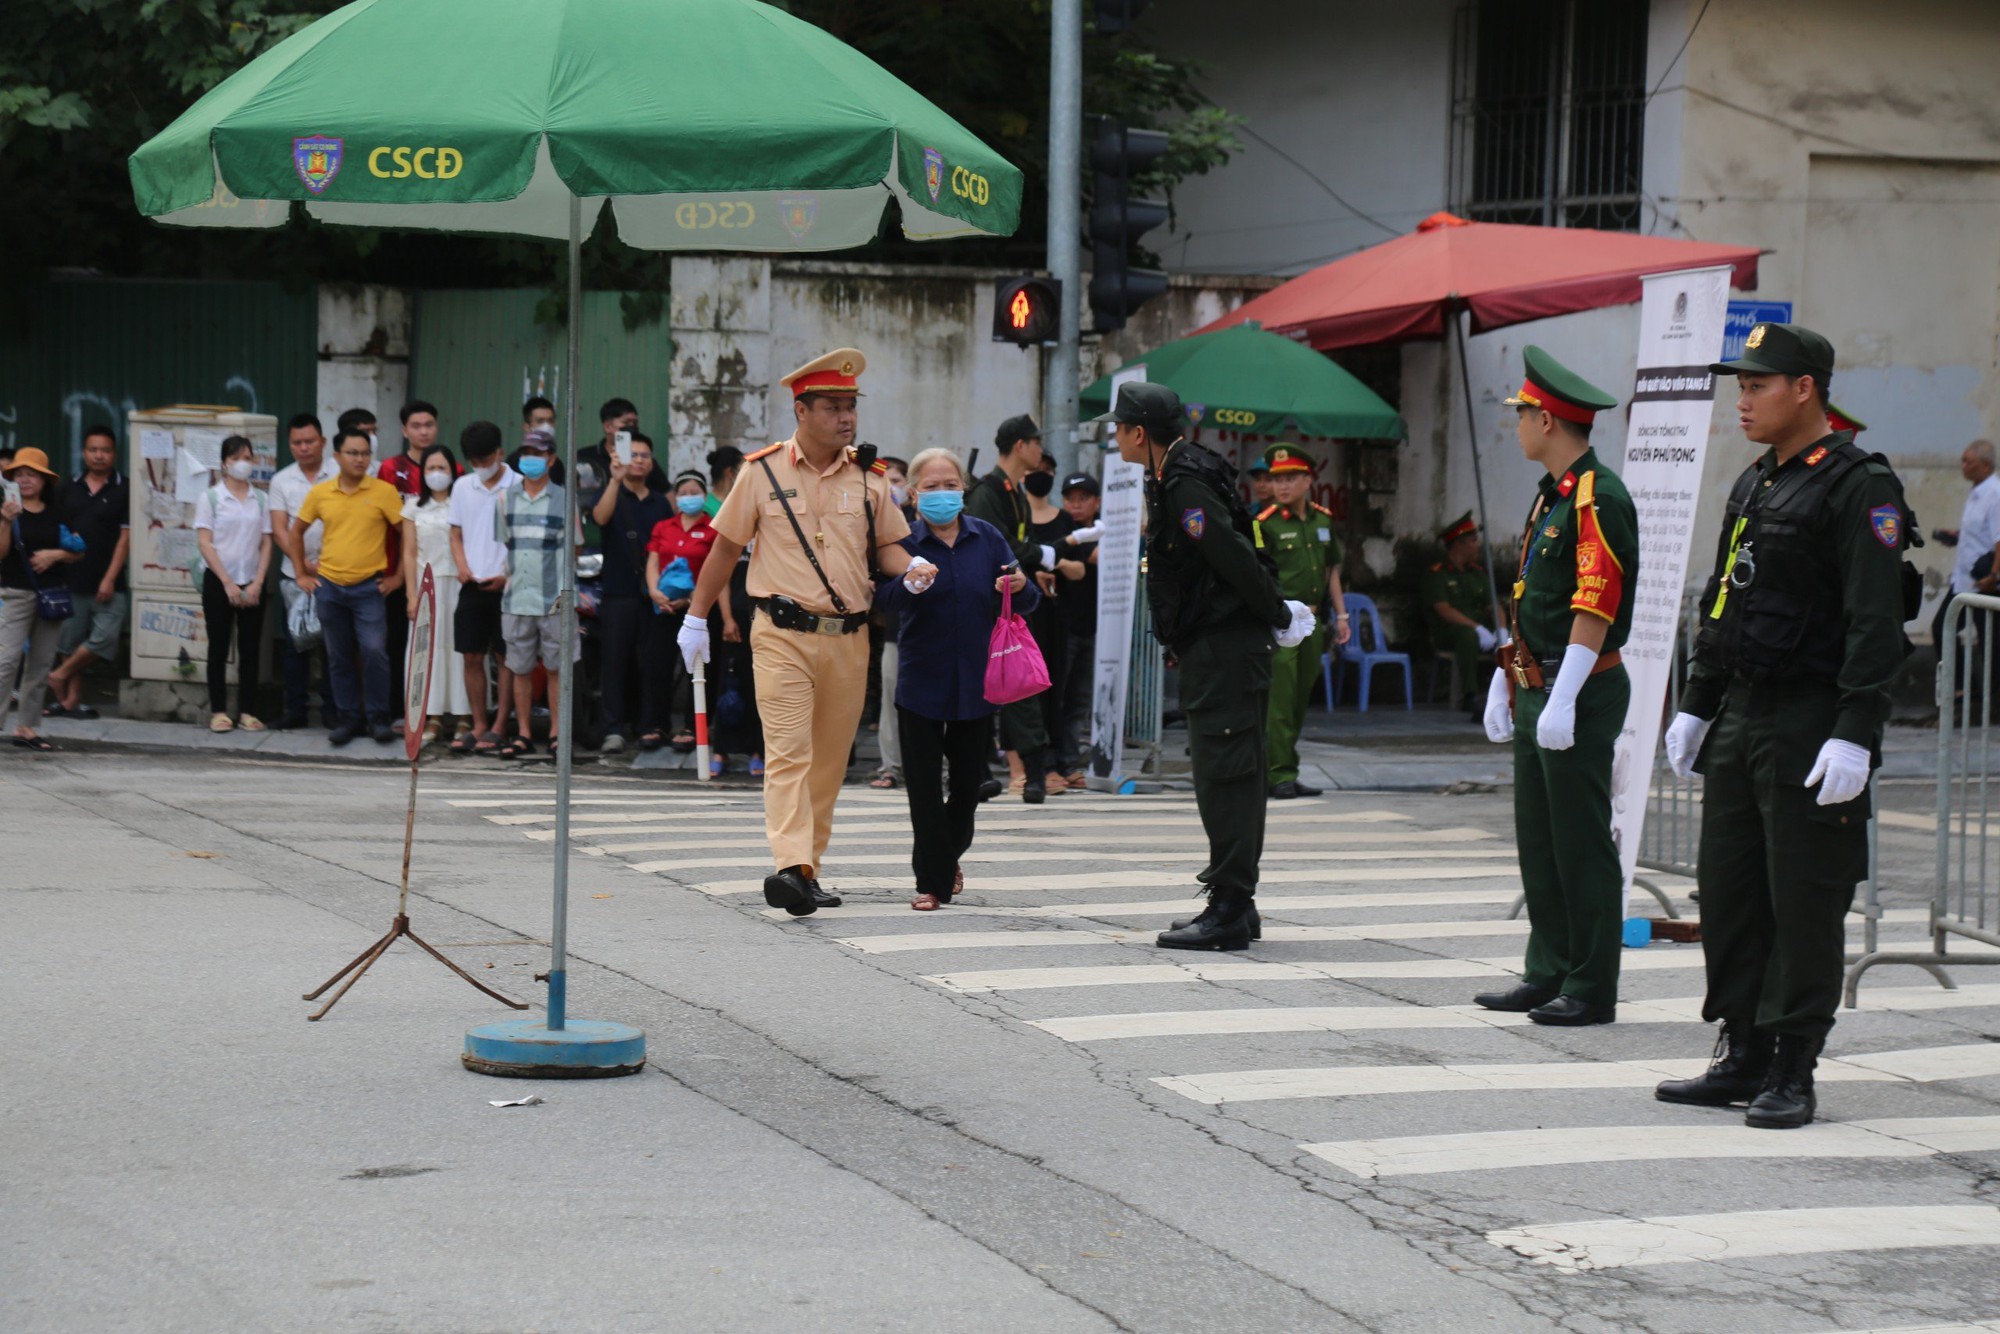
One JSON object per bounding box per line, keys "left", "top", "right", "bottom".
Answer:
{"left": 1657, "top": 322, "right": 1913, "bottom": 1128}
{"left": 1246, "top": 454, "right": 1274, "bottom": 510}
{"left": 967, "top": 413, "right": 1055, "bottom": 802}
{"left": 1055, "top": 471, "right": 1103, "bottom": 785}
{"left": 1099, "top": 383, "right": 1313, "bottom": 950}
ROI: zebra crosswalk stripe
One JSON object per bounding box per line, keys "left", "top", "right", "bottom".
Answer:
{"left": 1484, "top": 1204, "right": 2000, "bottom": 1271}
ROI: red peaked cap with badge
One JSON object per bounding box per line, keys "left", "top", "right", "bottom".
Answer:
{"left": 782, "top": 347, "right": 866, "bottom": 398}
{"left": 1261, "top": 442, "right": 1314, "bottom": 474}
{"left": 1502, "top": 345, "right": 1620, "bottom": 426}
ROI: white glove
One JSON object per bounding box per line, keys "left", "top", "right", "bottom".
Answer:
{"left": 1535, "top": 642, "right": 1598, "bottom": 751}
{"left": 1037, "top": 544, "right": 1057, "bottom": 570}
{"left": 1475, "top": 624, "right": 1498, "bottom": 653}
{"left": 1066, "top": 525, "right": 1102, "bottom": 543}
{"left": 1483, "top": 664, "right": 1512, "bottom": 743}
{"left": 1805, "top": 738, "right": 1871, "bottom": 806}
{"left": 1275, "top": 599, "right": 1316, "bottom": 649}
{"left": 902, "top": 555, "right": 937, "bottom": 593}
{"left": 676, "top": 614, "right": 710, "bottom": 672}
{"left": 1664, "top": 712, "right": 1712, "bottom": 779}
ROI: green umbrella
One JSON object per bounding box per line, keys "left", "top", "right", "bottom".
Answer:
{"left": 128, "top": 0, "right": 1021, "bottom": 1062}
{"left": 129, "top": 0, "right": 1019, "bottom": 246}
{"left": 1081, "top": 324, "right": 1406, "bottom": 439}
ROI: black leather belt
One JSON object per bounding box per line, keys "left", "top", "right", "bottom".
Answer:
{"left": 1535, "top": 647, "right": 1623, "bottom": 683}
{"left": 754, "top": 596, "right": 868, "bottom": 636}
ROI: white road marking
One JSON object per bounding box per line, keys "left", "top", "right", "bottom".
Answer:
{"left": 631, "top": 847, "right": 1520, "bottom": 873}
{"left": 923, "top": 958, "right": 1518, "bottom": 992}
{"left": 1485, "top": 1205, "right": 2000, "bottom": 1271}
{"left": 682, "top": 865, "right": 1514, "bottom": 894}
{"left": 842, "top": 931, "right": 1138, "bottom": 954}
{"left": 1156, "top": 1042, "right": 2000, "bottom": 1105}
{"left": 487, "top": 809, "right": 1406, "bottom": 832}
{"left": 1831, "top": 1321, "right": 2000, "bottom": 1333}
{"left": 830, "top": 914, "right": 1541, "bottom": 953}
{"left": 592, "top": 834, "right": 1499, "bottom": 855}
{"left": 1299, "top": 1115, "right": 2000, "bottom": 1179}
{"left": 777, "top": 888, "right": 1530, "bottom": 923}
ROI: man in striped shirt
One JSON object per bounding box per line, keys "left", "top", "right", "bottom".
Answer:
{"left": 496, "top": 431, "right": 579, "bottom": 757}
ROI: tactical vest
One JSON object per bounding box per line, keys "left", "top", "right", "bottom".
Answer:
{"left": 1144, "top": 441, "right": 1272, "bottom": 648}
{"left": 1694, "top": 439, "right": 1917, "bottom": 685}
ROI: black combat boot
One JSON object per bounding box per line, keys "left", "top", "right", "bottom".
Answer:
{"left": 1745, "top": 1034, "right": 1823, "bottom": 1129}
{"left": 1654, "top": 1023, "right": 1776, "bottom": 1106}
{"left": 1157, "top": 889, "right": 1255, "bottom": 951}
{"left": 1169, "top": 898, "right": 1263, "bottom": 940}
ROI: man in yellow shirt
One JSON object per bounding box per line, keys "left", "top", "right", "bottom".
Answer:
{"left": 293, "top": 427, "right": 407, "bottom": 746}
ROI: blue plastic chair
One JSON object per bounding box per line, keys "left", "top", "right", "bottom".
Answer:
{"left": 1320, "top": 592, "right": 1412, "bottom": 712}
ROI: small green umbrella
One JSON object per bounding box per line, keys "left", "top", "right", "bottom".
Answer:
{"left": 128, "top": 0, "right": 1021, "bottom": 1067}
{"left": 129, "top": 0, "right": 1020, "bottom": 246}
{"left": 1081, "top": 324, "right": 1406, "bottom": 439}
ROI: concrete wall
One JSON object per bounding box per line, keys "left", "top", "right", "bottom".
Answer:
{"left": 316, "top": 285, "right": 411, "bottom": 458}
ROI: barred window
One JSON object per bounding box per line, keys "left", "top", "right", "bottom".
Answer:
{"left": 1449, "top": 0, "right": 1649, "bottom": 231}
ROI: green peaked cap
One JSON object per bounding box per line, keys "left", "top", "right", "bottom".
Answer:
{"left": 1503, "top": 345, "right": 1619, "bottom": 418}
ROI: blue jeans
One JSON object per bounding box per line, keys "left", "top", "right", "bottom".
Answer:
{"left": 316, "top": 576, "right": 391, "bottom": 726}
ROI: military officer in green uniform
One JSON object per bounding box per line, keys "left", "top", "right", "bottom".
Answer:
{"left": 1478, "top": 347, "right": 1638, "bottom": 1027}
{"left": 1421, "top": 512, "right": 1497, "bottom": 712}
{"left": 1255, "top": 442, "right": 1350, "bottom": 798}
{"left": 1097, "top": 383, "right": 1309, "bottom": 951}
{"left": 1656, "top": 324, "right": 1911, "bottom": 1129}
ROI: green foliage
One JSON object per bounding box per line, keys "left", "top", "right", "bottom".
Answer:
{"left": 3, "top": 0, "right": 1239, "bottom": 296}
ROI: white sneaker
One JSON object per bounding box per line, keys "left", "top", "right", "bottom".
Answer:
{"left": 601, "top": 732, "right": 626, "bottom": 754}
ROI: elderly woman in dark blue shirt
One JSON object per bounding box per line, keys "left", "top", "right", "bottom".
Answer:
{"left": 877, "top": 447, "right": 1035, "bottom": 910}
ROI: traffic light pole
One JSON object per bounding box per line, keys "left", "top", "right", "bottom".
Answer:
{"left": 1044, "top": 0, "right": 1083, "bottom": 474}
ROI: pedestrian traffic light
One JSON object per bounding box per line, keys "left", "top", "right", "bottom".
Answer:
{"left": 1088, "top": 115, "right": 1170, "bottom": 333}
{"left": 1093, "top": 0, "right": 1153, "bottom": 33}
{"left": 992, "top": 276, "right": 1061, "bottom": 347}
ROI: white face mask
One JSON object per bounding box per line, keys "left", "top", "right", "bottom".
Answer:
{"left": 477, "top": 460, "right": 503, "bottom": 481}
{"left": 425, "top": 468, "right": 453, "bottom": 492}
{"left": 225, "top": 459, "right": 254, "bottom": 481}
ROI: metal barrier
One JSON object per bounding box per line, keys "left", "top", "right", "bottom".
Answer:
{"left": 1845, "top": 591, "right": 2000, "bottom": 1002}
{"left": 1123, "top": 591, "right": 1166, "bottom": 778}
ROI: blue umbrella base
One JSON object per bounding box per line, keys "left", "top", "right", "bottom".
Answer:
{"left": 462, "top": 1018, "right": 646, "bottom": 1079}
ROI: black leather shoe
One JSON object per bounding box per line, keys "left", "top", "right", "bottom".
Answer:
{"left": 369, "top": 721, "right": 395, "bottom": 744}
{"left": 1745, "top": 1034, "right": 1822, "bottom": 1129}
{"left": 1290, "top": 780, "right": 1323, "bottom": 797}
{"left": 1527, "top": 995, "right": 1615, "bottom": 1026}
{"left": 1656, "top": 1023, "right": 1775, "bottom": 1106}
{"left": 1169, "top": 904, "right": 1263, "bottom": 939}
{"left": 763, "top": 868, "right": 815, "bottom": 917}
{"left": 1472, "top": 982, "right": 1559, "bottom": 1012}
{"left": 978, "top": 777, "right": 1003, "bottom": 803}
{"left": 1022, "top": 782, "right": 1045, "bottom": 805}
{"left": 278, "top": 713, "right": 309, "bottom": 731}
{"left": 327, "top": 721, "right": 359, "bottom": 747}
{"left": 1268, "top": 780, "right": 1299, "bottom": 800}
{"left": 1157, "top": 893, "right": 1255, "bottom": 951}
{"left": 804, "top": 877, "right": 842, "bottom": 910}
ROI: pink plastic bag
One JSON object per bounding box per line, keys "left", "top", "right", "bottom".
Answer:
{"left": 984, "top": 583, "right": 1051, "bottom": 705}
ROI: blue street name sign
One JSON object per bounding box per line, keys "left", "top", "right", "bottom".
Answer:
{"left": 1720, "top": 300, "right": 1794, "bottom": 362}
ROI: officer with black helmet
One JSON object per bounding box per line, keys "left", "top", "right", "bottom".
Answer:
{"left": 1656, "top": 323, "right": 1913, "bottom": 1128}
{"left": 1097, "top": 382, "right": 1314, "bottom": 950}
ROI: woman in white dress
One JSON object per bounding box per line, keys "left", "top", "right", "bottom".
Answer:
{"left": 401, "top": 443, "right": 470, "bottom": 744}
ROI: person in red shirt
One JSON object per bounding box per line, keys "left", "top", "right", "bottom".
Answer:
{"left": 646, "top": 472, "right": 725, "bottom": 756}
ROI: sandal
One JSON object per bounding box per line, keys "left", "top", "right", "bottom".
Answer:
{"left": 670, "top": 730, "right": 697, "bottom": 753}
{"left": 543, "top": 737, "right": 561, "bottom": 757}
{"left": 41, "top": 701, "right": 71, "bottom": 718}
{"left": 1064, "top": 770, "right": 1087, "bottom": 789}
{"left": 11, "top": 734, "right": 56, "bottom": 752}
{"left": 1043, "top": 771, "right": 1069, "bottom": 793}
{"left": 450, "top": 731, "right": 474, "bottom": 754}
{"left": 911, "top": 893, "right": 943, "bottom": 911}
{"left": 472, "top": 731, "right": 501, "bottom": 755}
{"left": 498, "top": 735, "right": 532, "bottom": 760}
{"left": 638, "top": 731, "right": 665, "bottom": 751}
{"left": 709, "top": 754, "right": 725, "bottom": 778}
{"left": 953, "top": 865, "right": 964, "bottom": 895}
{"left": 238, "top": 714, "right": 267, "bottom": 732}
{"left": 748, "top": 755, "right": 764, "bottom": 778}
{"left": 209, "top": 713, "right": 235, "bottom": 733}
{"left": 869, "top": 769, "right": 899, "bottom": 789}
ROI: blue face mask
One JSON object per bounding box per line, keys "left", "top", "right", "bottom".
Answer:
{"left": 518, "top": 455, "right": 549, "bottom": 480}
{"left": 677, "top": 493, "right": 706, "bottom": 516}
{"left": 916, "top": 490, "right": 964, "bottom": 524}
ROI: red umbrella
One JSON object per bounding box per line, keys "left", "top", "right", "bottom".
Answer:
{"left": 1194, "top": 212, "right": 1762, "bottom": 625}
{"left": 1196, "top": 211, "right": 1762, "bottom": 349}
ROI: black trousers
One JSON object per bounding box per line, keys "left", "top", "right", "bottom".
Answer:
{"left": 713, "top": 562, "right": 763, "bottom": 755}
{"left": 899, "top": 706, "right": 991, "bottom": 895}
{"left": 201, "top": 571, "right": 265, "bottom": 717}
{"left": 598, "top": 595, "right": 667, "bottom": 735}
{"left": 384, "top": 583, "right": 407, "bottom": 713}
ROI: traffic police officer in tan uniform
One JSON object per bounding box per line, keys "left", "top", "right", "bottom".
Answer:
{"left": 682, "top": 349, "right": 920, "bottom": 917}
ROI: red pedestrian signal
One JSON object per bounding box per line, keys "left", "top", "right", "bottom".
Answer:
{"left": 993, "top": 276, "right": 1060, "bottom": 347}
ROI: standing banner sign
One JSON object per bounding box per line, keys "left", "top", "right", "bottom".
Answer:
{"left": 1610, "top": 266, "right": 1732, "bottom": 895}
{"left": 1087, "top": 365, "right": 1150, "bottom": 786}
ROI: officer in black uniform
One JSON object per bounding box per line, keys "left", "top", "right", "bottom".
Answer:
{"left": 1097, "top": 383, "right": 1313, "bottom": 951}
{"left": 1656, "top": 323, "right": 1913, "bottom": 1128}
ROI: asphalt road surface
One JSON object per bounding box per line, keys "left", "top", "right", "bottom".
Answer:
{"left": 7, "top": 751, "right": 2000, "bottom": 1332}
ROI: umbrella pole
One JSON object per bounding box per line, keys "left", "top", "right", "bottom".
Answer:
{"left": 1450, "top": 308, "right": 1507, "bottom": 633}
{"left": 463, "top": 193, "right": 644, "bottom": 1079}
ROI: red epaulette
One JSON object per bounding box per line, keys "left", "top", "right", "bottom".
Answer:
{"left": 868, "top": 459, "right": 888, "bottom": 475}
{"left": 1255, "top": 504, "right": 1279, "bottom": 521}
{"left": 745, "top": 442, "right": 784, "bottom": 462}
{"left": 1311, "top": 502, "right": 1333, "bottom": 516}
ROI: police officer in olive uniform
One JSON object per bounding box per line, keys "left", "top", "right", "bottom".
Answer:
{"left": 1255, "top": 442, "right": 1349, "bottom": 798}
{"left": 1478, "top": 347, "right": 1638, "bottom": 1027}
{"left": 1098, "top": 383, "right": 1312, "bottom": 951}
{"left": 1657, "top": 324, "right": 1912, "bottom": 1128}
{"left": 1421, "top": 512, "right": 1498, "bottom": 711}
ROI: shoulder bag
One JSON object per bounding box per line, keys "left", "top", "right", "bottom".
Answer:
{"left": 14, "top": 519, "right": 74, "bottom": 621}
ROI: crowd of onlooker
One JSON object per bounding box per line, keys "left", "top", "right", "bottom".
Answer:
{"left": 0, "top": 400, "right": 1105, "bottom": 781}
